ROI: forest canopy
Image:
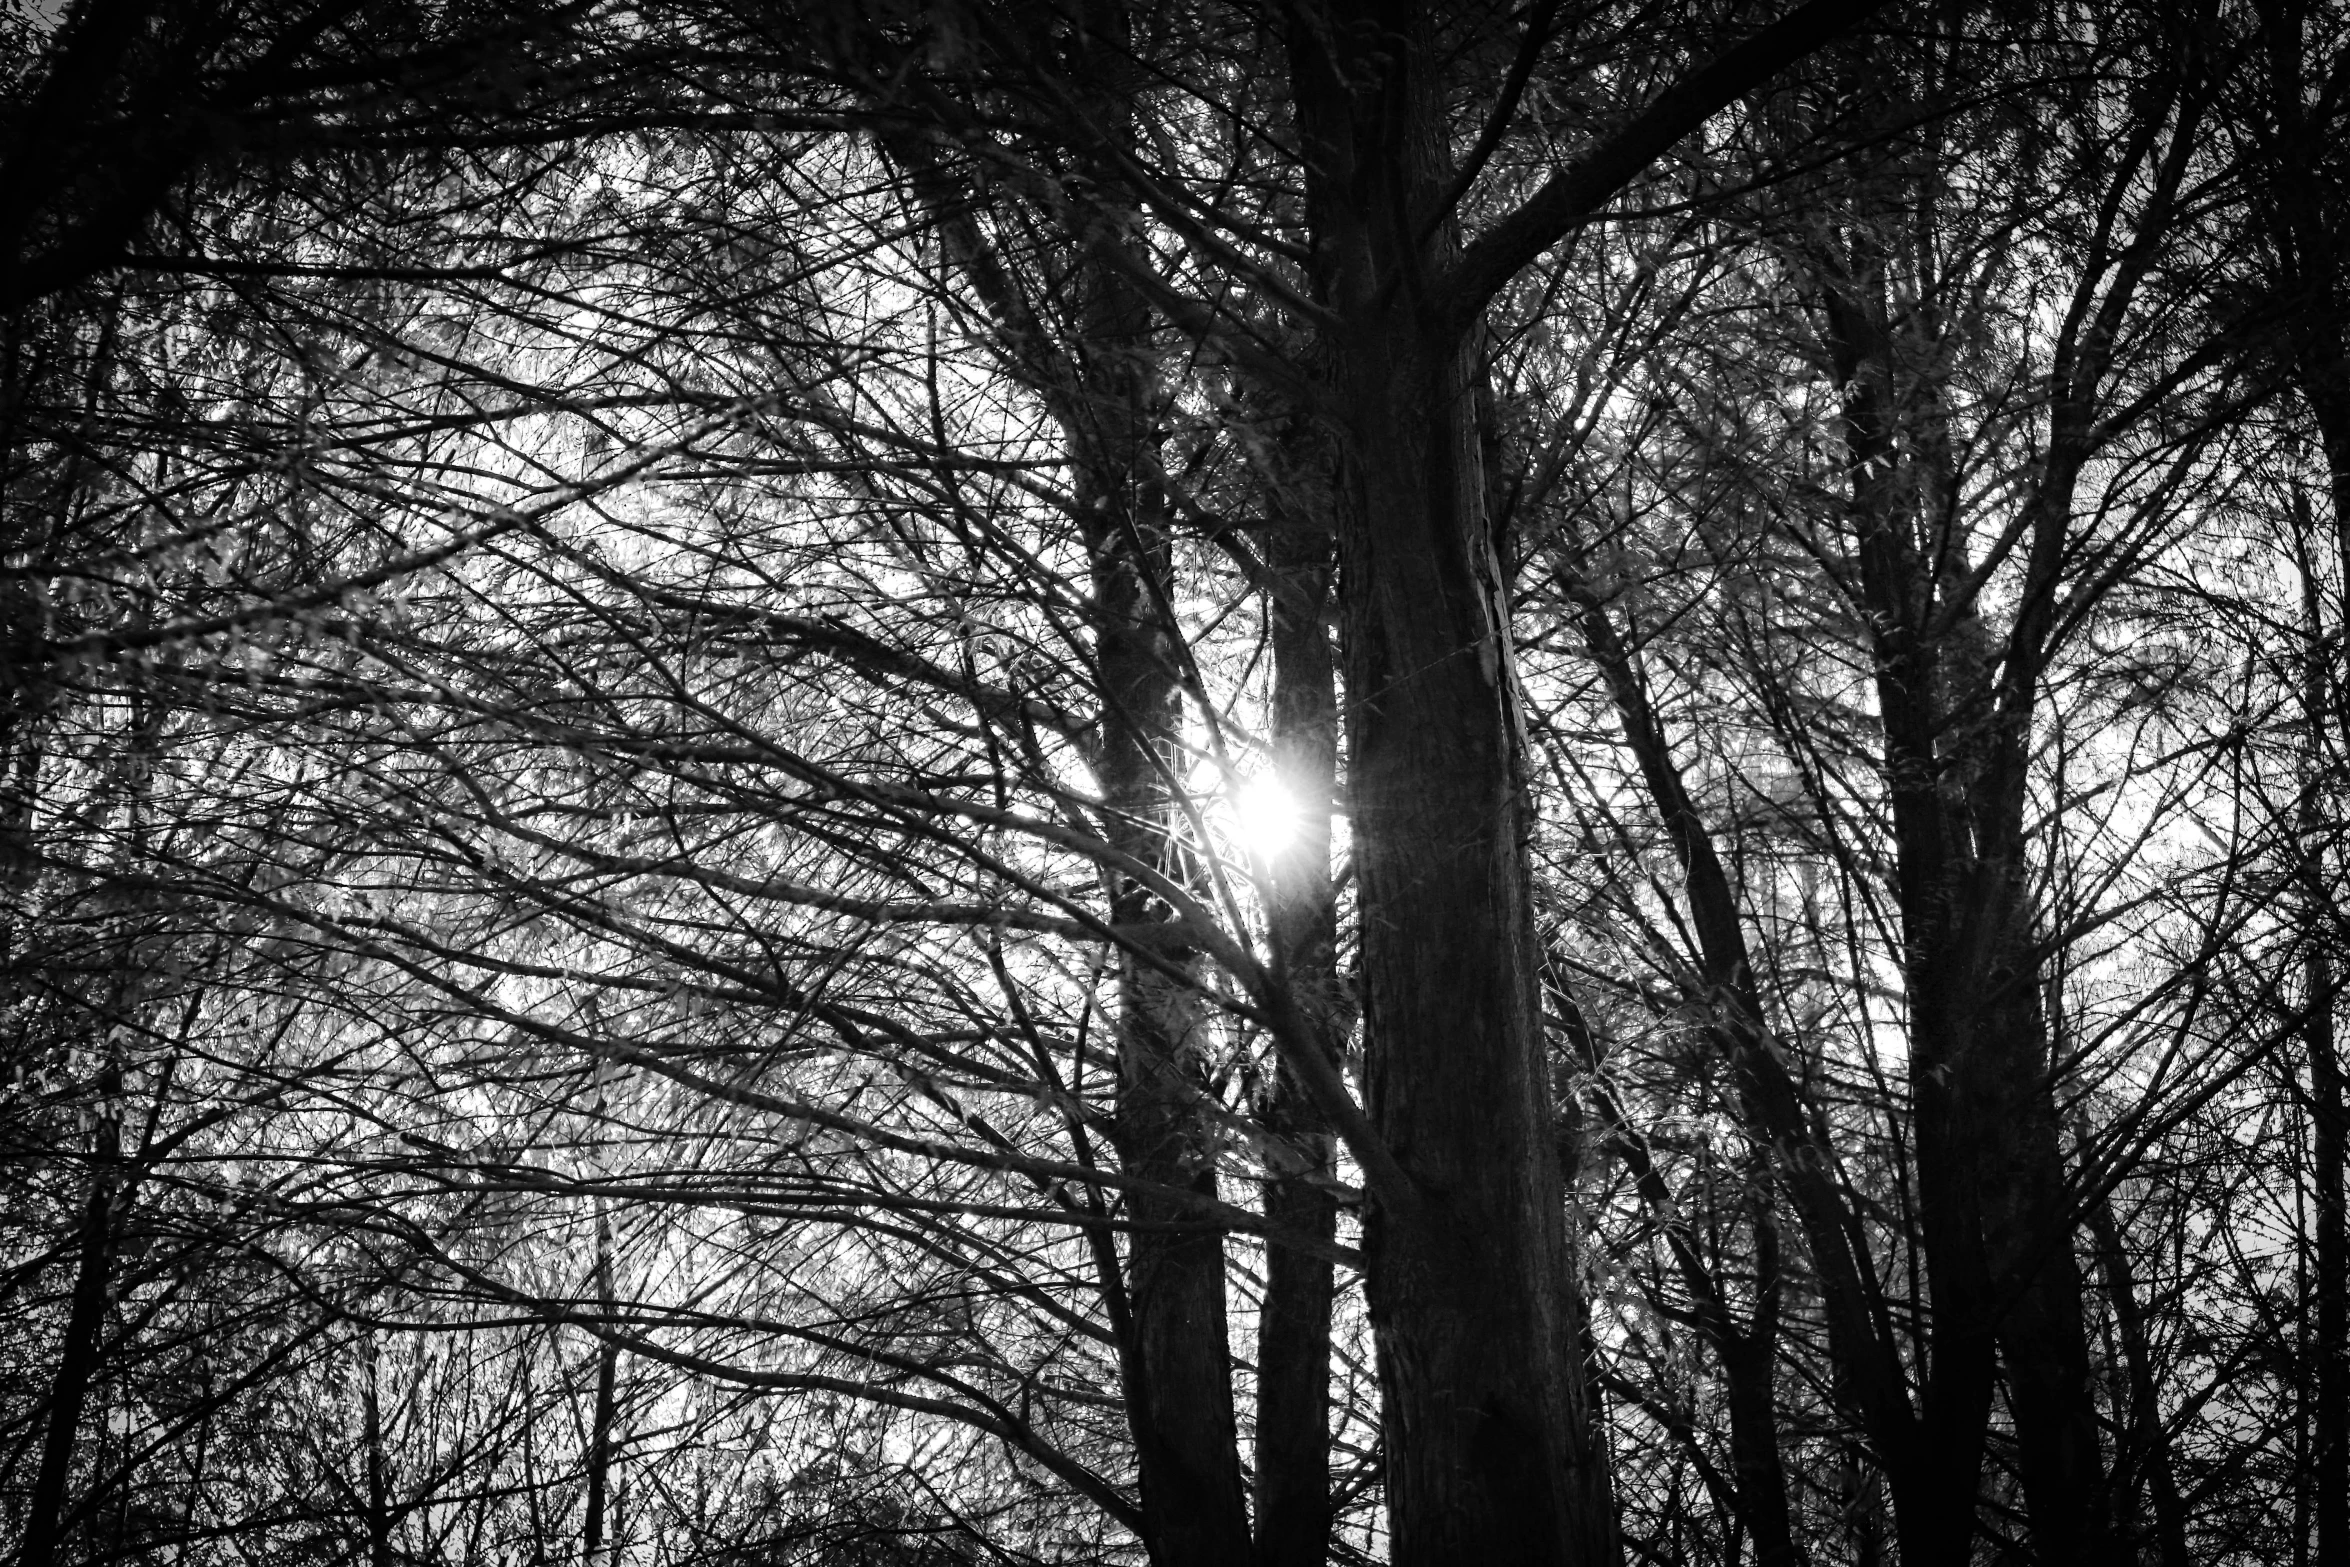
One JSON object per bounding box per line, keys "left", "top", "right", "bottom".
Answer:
{"left": 4, "top": 1, "right": 2348, "bottom": 1564}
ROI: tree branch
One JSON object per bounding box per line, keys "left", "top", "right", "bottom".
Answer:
{"left": 1444, "top": 0, "right": 1889, "bottom": 324}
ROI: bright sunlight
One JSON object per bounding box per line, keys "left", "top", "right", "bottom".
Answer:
{"left": 1230, "top": 774, "right": 1301, "bottom": 860}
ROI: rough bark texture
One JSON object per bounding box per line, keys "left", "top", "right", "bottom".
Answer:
{"left": 1288, "top": 9, "right": 1613, "bottom": 1562}
{"left": 1252, "top": 505, "right": 1342, "bottom": 1567}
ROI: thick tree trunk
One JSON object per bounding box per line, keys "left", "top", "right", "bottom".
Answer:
{"left": 1252, "top": 514, "right": 1342, "bottom": 1567}
{"left": 1335, "top": 306, "right": 1608, "bottom": 1567}
{"left": 1288, "top": 13, "right": 1613, "bottom": 1562}
{"left": 1868, "top": 795, "right": 2007, "bottom": 1562}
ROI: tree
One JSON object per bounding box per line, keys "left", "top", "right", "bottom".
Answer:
{"left": 14, "top": 1, "right": 2350, "bottom": 1563}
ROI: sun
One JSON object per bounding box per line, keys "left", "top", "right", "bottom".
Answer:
{"left": 1230, "top": 775, "right": 1301, "bottom": 860}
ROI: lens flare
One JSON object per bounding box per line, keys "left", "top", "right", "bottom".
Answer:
{"left": 1232, "top": 775, "right": 1299, "bottom": 859}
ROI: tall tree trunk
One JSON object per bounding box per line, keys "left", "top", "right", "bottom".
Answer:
{"left": 1252, "top": 503, "right": 1343, "bottom": 1567}
{"left": 1721, "top": 1178, "right": 1797, "bottom": 1567}
{"left": 21, "top": 1067, "right": 122, "bottom": 1567}
{"left": 1978, "top": 944, "right": 2109, "bottom": 1566}
{"left": 1817, "top": 235, "right": 2126, "bottom": 1564}
{"left": 1074, "top": 248, "right": 1253, "bottom": 1567}
{"left": 1326, "top": 272, "right": 1609, "bottom": 1567}
{"left": 1288, "top": 11, "right": 1613, "bottom": 1562}
{"left": 2294, "top": 501, "right": 2347, "bottom": 1567}
{"left": 1570, "top": 999, "right": 1800, "bottom": 1567}
{"left": 583, "top": 1200, "right": 620, "bottom": 1567}
{"left": 2083, "top": 1181, "right": 2190, "bottom": 1567}
{"left": 2310, "top": 814, "right": 2349, "bottom": 1567}
{"left": 2249, "top": 5, "right": 2350, "bottom": 1551}
{"left": 1545, "top": 614, "right": 1810, "bottom": 1567}
{"left": 363, "top": 1331, "right": 395, "bottom": 1567}
{"left": 881, "top": 90, "right": 1252, "bottom": 1564}
{"left": 1818, "top": 261, "right": 2000, "bottom": 1567}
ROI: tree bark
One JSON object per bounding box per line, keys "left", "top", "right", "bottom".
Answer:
{"left": 583, "top": 1199, "right": 620, "bottom": 1567}
{"left": 22, "top": 1081, "right": 123, "bottom": 1567}
{"left": 2294, "top": 483, "right": 2348, "bottom": 1567}
{"left": 1813, "top": 225, "right": 2130, "bottom": 1563}
{"left": 363, "top": 1331, "right": 395, "bottom": 1567}
{"left": 1978, "top": 948, "right": 2108, "bottom": 1567}
{"left": 2261, "top": 10, "right": 2350, "bottom": 1527}
{"left": 2310, "top": 745, "right": 2350, "bottom": 1567}
{"left": 1252, "top": 501, "right": 1343, "bottom": 1567}
{"left": 1287, "top": 11, "right": 1613, "bottom": 1561}
{"left": 1074, "top": 240, "right": 1253, "bottom": 1567}
{"left": 881, "top": 88, "right": 1253, "bottom": 1564}
{"left": 1566, "top": 997, "right": 1799, "bottom": 1567}
{"left": 2083, "top": 1181, "right": 2190, "bottom": 1567}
